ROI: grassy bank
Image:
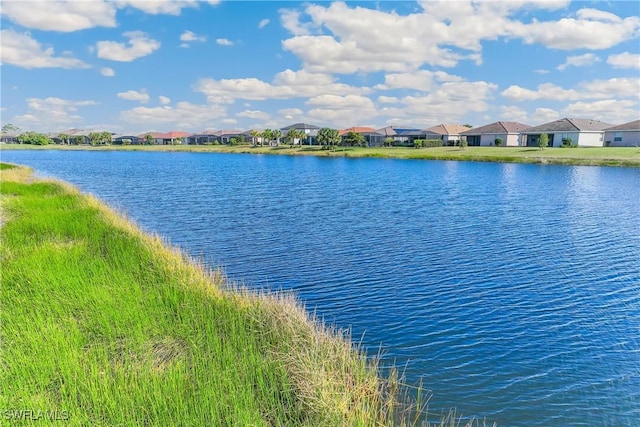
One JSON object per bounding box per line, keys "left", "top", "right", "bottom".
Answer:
{"left": 1, "top": 163, "right": 431, "bottom": 426}
{"left": 2, "top": 143, "right": 639, "bottom": 167}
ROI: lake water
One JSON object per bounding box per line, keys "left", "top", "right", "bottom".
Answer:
{"left": 3, "top": 149, "right": 639, "bottom": 426}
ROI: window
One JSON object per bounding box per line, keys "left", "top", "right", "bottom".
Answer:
{"left": 614, "top": 132, "right": 622, "bottom": 142}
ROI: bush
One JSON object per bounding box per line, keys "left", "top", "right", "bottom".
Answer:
{"left": 494, "top": 138, "right": 503, "bottom": 147}
{"left": 413, "top": 140, "right": 423, "bottom": 148}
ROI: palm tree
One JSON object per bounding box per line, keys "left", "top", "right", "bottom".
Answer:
{"left": 145, "top": 134, "right": 153, "bottom": 145}
{"left": 262, "top": 129, "right": 274, "bottom": 146}
{"left": 273, "top": 130, "right": 283, "bottom": 146}
{"left": 58, "top": 133, "right": 70, "bottom": 145}
{"left": 250, "top": 129, "right": 260, "bottom": 146}
{"left": 316, "top": 128, "right": 340, "bottom": 149}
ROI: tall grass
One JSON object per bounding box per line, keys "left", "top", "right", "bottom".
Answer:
{"left": 1, "top": 163, "right": 496, "bottom": 426}
{"left": 0, "top": 164, "right": 434, "bottom": 426}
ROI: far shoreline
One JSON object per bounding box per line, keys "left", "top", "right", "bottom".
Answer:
{"left": 1, "top": 143, "right": 639, "bottom": 168}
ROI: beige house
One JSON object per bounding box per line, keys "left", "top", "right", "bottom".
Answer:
{"left": 603, "top": 120, "right": 640, "bottom": 147}
{"left": 460, "top": 121, "right": 531, "bottom": 146}
{"left": 425, "top": 124, "right": 470, "bottom": 146}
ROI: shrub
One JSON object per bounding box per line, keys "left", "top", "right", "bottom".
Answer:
{"left": 494, "top": 137, "right": 503, "bottom": 147}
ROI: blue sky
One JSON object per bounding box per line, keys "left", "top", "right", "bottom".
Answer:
{"left": 1, "top": 0, "right": 639, "bottom": 134}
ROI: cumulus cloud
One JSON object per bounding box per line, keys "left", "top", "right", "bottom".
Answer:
{"left": 279, "top": 1, "right": 639, "bottom": 75}
{"left": 159, "top": 96, "right": 171, "bottom": 105}
{"left": 11, "top": 97, "right": 97, "bottom": 131}
{"left": 100, "top": 67, "right": 115, "bottom": 77}
{"left": 562, "top": 99, "right": 637, "bottom": 124}
{"left": 195, "top": 69, "right": 369, "bottom": 103}
{"left": 119, "top": 102, "right": 227, "bottom": 130}
{"left": 557, "top": 53, "right": 600, "bottom": 70}
{"left": 278, "top": 108, "right": 303, "bottom": 121}
{"left": 117, "top": 90, "right": 150, "bottom": 103}
{"left": 0, "top": 29, "right": 89, "bottom": 69}
{"left": 258, "top": 18, "right": 270, "bottom": 29}
{"left": 96, "top": 31, "right": 160, "bottom": 62}
{"left": 115, "top": 0, "right": 220, "bottom": 16}
{"left": 0, "top": 0, "right": 117, "bottom": 32}
{"left": 503, "top": 78, "right": 640, "bottom": 102}
{"left": 180, "top": 30, "right": 206, "bottom": 47}
{"left": 607, "top": 52, "right": 640, "bottom": 70}
{"left": 216, "top": 38, "right": 234, "bottom": 46}
{"left": 237, "top": 110, "right": 271, "bottom": 120}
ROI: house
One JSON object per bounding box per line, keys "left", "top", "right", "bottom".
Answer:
{"left": 425, "top": 124, "right": 471, "bottom": 146}
{"left": 460, "top": 121, "right": 531, "bottom": 147}
{"left": 112, "top": 135, "right": 140, "bottom": 145}
{"left": 603, "top": 120, "right": 640, "bottom": 147}
{"left": 375, "top": 126, "right": 438, "bottom": 146}
{"left": 187, "top": 131, "right": 219, "bottom": 145}
{"left": 339, "top": 127, "right": 384, "bottom": 146}
{"left": 136, "top": 131, "right": 189, "bottom": 145}
{"left": 0, "top": 131, "right": 20, "bottom": 144}
{"left": 520, "top": 118, "right": 612, "bottom": 147}
{"left": 281, "top": 123, "right": 320, "bottom": 145}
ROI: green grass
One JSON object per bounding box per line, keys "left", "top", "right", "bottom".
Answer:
{"left": 2, "top": 164, "right": 419, "bottom": 426}
{"left": 2, "top": 143, "right": 639, "bottom": 167}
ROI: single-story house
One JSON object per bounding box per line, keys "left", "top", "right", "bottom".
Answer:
{"left": 186, "top": 131, "right": 218, "bottom": 145}
{"left": 520, "top": 118, "right": 612, "bottom": 147}
{"left": 281, "top": 123, "right": 320, "bottom": 145}
{"left": 375, "top": 126, "right": 439, "bottom": 146}
{"left": 112, "top": 135, "right": 140, "bottom": 145}
{"left": 0, "top": 131, "right": 20, "bottom": 143}
{"left": 425, "top": 124, "right": 471, "bottom": 146}
{"left": 460, "top": 121, "right": 531, "bottom": 147}
{"left": 603, "top": 120, "right": 640, "bottom": 147}
{"left": 339, "top": 127, "right": 384, "bottom": 146}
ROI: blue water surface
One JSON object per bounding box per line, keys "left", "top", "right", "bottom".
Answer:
{"left": 3, "top": 149, "right": 639, "bottom": 426}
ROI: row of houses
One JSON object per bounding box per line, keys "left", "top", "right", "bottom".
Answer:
{"left": 2, "top": 118, "right": 639, "bottom": 147}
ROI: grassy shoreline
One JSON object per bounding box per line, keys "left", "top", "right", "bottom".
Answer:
{"left": 1, "top": 163, "right": 429, "bottom": 426}
{"left": 2, "top": 143, "right": 639, "bottom": 167}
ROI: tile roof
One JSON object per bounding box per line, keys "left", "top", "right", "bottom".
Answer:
{"left": 524, "top": 118, "right": 613, "bottom": 133}
{"left": 281, "top": 123, "right": 320, "bottom": 130}
{"left": 426, "top": 124, "right": 470, "bottom": 135}
{"left": 461, "top": 121, "right": 531, "bottom": 135}
{"left": 339, "top": 126, "right": 377, "bottom": 135}
{"left": 604, "top": 119, "right": 640, "bottom": 131}
{"left": 376, "top": 126, "right": 421, "bottom": 136}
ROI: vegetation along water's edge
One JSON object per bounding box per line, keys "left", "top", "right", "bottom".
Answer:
{"left": 2, "top": 143, "right": 639, "bottom": 167}
{"left": 1, "top": 163, "right": 497, "bottom": 426}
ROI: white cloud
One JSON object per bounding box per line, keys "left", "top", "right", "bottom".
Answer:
{"left": 503, "top": 78, "right": 640, "bottom": 102}
{"left": 557, "top": 53, "right": 600, "bottom": 71}
{"left": 278, "top": 108, "right": 303, "bottom": 121}
{"left": 96, "top": 31, "right": 160, "bottom": 62}
{"left": 117, "top": 90, "right": 150, "bottom": 103}
{"left": 11, "top": 97, "right": 97, "bottom": 131}
{"left": 279, "top": 9, "right": 313, "bottom": 36}
{"left": 279, "top": 2, "right": 639, "bottom": 75}
{"left": 378, "top": 96, "right": 399, "bottom": 104}
{"left": 0, "top": 29, "right": 89, "bottom": 69}
{"left": 375, "top": 70, "right": 463, "bottom": 91}
{"left": 120, "top": 102, "right": 227, "bottom": 131}
{"left": 562, "top": 99, "right": 638, "bottom": 124}
{"left": 115, "top": 0, "right": 220, "bottom": 16}
{"left": 195, "top": 69, "right": 369, "bottom": 103}
{"left": 180, "top": 30, "right": 206, "bottom": 43}
{"left": 237, "top": 110, "right": 271, "bottom": 120}
{"left": 258, "top": 18, "right": 270, "bottom": 29}
{"left": 101, "top": 67, "right": 115, "bottom": 77}
{"left": 306, "top": 94, "right": 375, "bottom": 109}
{"left": 216, "top": 38, "right": 234, "bottom": 46}
{"left": 0, "top": 0, "right": 117, "bottom": 32}
{"left": 534, "top": 69, "right": 550, "bottom": 74}
{"left": 607, "top": 52, "right": 640, "bottom": 70}
{"left": 159, "top": 96, "right": 171, "bottom": 105}
{"left": 510, "top": 9, "right": 640, "bottom": 50}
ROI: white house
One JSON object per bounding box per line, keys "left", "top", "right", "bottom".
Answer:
{"left": 520, "top": 118, "right": 612, "bottom": 147}
{"left": 603, "top": 120, "right": 640, "bottom": 147}
{"left": 460, "top": 121, "right": 531, "bottom": 146}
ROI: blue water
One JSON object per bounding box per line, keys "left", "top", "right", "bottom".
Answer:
{"left": 3, "top": 149, "right": 639, "bottom": 426}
